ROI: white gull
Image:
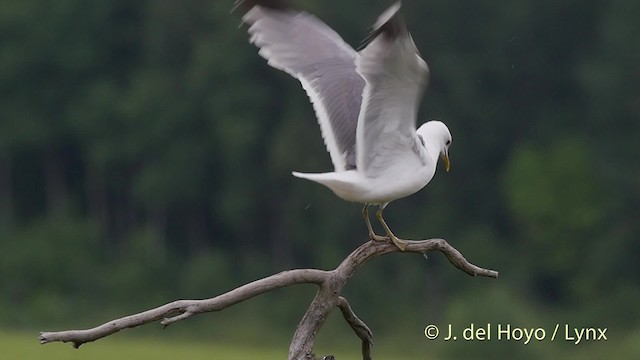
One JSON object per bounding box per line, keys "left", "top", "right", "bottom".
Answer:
{"left": 237, "top": 1, "right": 452, "bottom": 250}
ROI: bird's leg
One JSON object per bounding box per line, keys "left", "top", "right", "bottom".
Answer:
{"left": 362, "top": 204, "right": 386, "bottom": 241}
{"left": 376, "top": 206, "right": 408, "bottom": 251}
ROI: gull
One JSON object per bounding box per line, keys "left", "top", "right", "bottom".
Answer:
{"left": 236, "top": 1, "right": 452, "bottom": 250}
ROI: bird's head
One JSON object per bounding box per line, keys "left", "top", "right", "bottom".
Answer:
{"left": 416, "top": 120, "right": 452, "bottom": 172}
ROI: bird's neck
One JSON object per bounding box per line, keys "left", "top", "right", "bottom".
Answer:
{"left": 422, "top": 137, "right": 442, "bottom": 165}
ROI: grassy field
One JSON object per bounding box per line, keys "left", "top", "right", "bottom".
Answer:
{"left": 2, "top": 330, "right": 278, "bottom": 360}
{"left": 3, "top": 330, "right": 313, "bottom": 360}
{"left": 0, "top": 330, "right": 420, "bottom": 360}
{"left": 6, "top": 327, "right": 636, "bottom": 359}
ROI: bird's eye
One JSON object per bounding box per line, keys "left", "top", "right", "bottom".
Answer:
{"left": 445, "top": 140, "right": 451, "bottom": 146}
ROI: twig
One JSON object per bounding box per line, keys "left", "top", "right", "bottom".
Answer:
{"left": 40, "top": 238, "right": 498, "bottom": 359}
{"left": 39, "top": 269, "right": 329, "bottom": 348}
{"left": 337, "top": 297, "right": 373, "bottom": 360}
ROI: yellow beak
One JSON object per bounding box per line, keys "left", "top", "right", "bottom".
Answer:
{"left": 441, "top": 152, "right": 451, "bottom": 172}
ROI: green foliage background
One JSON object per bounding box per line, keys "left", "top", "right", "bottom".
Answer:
{"left": 1, "top": 0, "right": 638, "bottom": 358}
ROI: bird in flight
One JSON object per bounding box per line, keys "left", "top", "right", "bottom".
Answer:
{"left": 236, "top": 1, "right": 452, "bottom": 251}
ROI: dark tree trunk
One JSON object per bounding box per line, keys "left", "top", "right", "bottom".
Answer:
{"left": 0, "top": 152, "right": 14, "bottom": 232}
{"left": 43, "top": 146, "right": 68, "bottom": 216}
{"left": 146, "top": 201, "right": 167, "bottom": 252}
{"left": 86, "top": 162, "right": 111, "bottom": 249}
{"left": 270, "top": 201, "right": 293, "bottom": 269}
{"left": 185, "top": 205, "right": 208, "bottom": 253}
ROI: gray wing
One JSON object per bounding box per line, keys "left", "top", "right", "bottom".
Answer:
{"left": 355, "top": 2, "right": 430, "bottom": 176}
{"left": 238, "top": 1, "right": 365, "bottom": 171}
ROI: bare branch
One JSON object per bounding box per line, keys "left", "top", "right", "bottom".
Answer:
{"left": 39, "top": 269, "right": 329, "bottom": 348}
{"left": 337, "top": 297, "right": 373, "bottom": 360}
{"left": 40, "top": 237, "right": 498, "bottom": 359}
{"left": 334, "top": 238, "right": 499, "bottom": 279}
{"left": 288, "top": 238, "right": 497, "bottom": 359}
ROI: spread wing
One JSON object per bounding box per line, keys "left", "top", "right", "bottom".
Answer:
{"left": 355, "top": 2, "right": 430, "bottom": 177}
{"left": 237, "top": 0, "right": 365, "bottom": 171}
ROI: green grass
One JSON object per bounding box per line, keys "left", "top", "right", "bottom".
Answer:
{"left": 6, "top": 327, "right": 638, "bottom": 360}
{"left": 3, "top": 330, "right": 285, "bottom": 360}
{"left": 1, "top": 330, "right": 422, "bottom": 360}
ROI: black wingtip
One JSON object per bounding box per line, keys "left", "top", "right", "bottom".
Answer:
{"left": 358, "top": 2, "right": 406, "bottom": 50}
{"left": 232, "top": 0, "right": 290, "bottom": 14}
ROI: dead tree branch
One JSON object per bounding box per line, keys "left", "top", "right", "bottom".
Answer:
{"left": 337, "top": 296, "right": 372, "bottom": 360}
{"left": 39, "top": 269, "right": 328, "bottom": 348}
{"left": 40, "top": 238, "right": 498, "bottom": 359}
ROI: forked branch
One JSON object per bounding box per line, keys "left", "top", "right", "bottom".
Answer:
{"left": 337, "top": 296, "right": 373, "bottom": 360}
{"left": 40, "top": 238, "right": 498, "bottom": 359}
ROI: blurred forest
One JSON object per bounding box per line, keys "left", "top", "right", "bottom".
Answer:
{"left": 1, "top": 0, "right": 639, "bottom": 358}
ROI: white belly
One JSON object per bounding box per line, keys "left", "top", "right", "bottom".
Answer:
{"left": 292, "top": 162, "right": 436, "bottom": 205}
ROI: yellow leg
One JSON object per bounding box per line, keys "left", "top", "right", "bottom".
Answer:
{"left": 362, "top": 205, "right": 386, "bottom": 241}
{"left": 376, "top": 207, "right": 408, "bottom": 251}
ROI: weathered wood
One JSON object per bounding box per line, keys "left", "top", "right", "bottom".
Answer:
{"left": 40, "top": 238, "right": 498, "bottom": 359}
